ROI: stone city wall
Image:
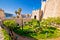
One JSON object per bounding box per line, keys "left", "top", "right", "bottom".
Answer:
{"left": 43, "top": 0, "right": 60, "bottom": 18}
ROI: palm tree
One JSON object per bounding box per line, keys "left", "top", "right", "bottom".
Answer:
{"left": 15, "top": 10, "right": 19, "bottom": 18}
{"left": 18, "top": 8, "right": 22, "bottom": 15}
{"left": 27, "top": 14, "right": 30, "bottom": 17}
{"left": 15, "top": 10, "right": 17, "bottom": 15}
{"left": 15, "top": 8, "right": 22, "bottom": 18}
{"left": 17, "top": 8, "right": 23, "bottom": 30}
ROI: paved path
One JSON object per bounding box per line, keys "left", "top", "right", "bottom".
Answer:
{"left": 0, "top": 26, "right": 4, "bottom": 40}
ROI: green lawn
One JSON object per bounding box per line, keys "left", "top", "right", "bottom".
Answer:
{"left": 13, "top": 26, "right": 60, "bottom": 40}
{"left": 3, "top": 18, "right": 60, "bottom": 40}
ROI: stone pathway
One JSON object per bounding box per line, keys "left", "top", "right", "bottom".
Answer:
{"left": 0, "top": 26, "right": 4, "bottom": 40}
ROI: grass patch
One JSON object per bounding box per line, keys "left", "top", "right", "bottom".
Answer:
{"left": 3, "top": 18, "right": 60, "bottom": 40}
{"left": 14, "top": 27, "right": 60, "bottom": 40}
{"left": 2, "top": 29, "right": 12, "bottom": 40}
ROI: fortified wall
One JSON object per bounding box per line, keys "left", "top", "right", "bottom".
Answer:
{"left": 43, "top": 0, "right": 60, "bottom": 18}
{"left": 31, "top": 10, "right": 43, "bottom": 20}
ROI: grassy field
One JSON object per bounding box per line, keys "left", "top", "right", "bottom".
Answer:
{"left": 3, "top": 17, "right": 60, "bottom": 40}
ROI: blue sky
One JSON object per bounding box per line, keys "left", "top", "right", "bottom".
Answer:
{"left": 0, "top": 0, "right": 44, "bottom": 15}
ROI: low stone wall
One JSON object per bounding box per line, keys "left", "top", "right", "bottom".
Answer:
{"left": 2, "top": 18, "right": 32, "bottom": 26}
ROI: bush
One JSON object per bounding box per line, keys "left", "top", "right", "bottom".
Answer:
{"left": 3, "top": 20, "right": 19, "bottom": 30}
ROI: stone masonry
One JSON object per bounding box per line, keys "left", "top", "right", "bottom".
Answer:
{"left": 0, "top": 9, "right": 5, "bottom": 20}
{"left": 43, "top": 0, "right": 60, "bottom": 18}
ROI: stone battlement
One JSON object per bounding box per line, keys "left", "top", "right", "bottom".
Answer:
{"left": 43, "top": 0, "right": 60, "bottom": 18}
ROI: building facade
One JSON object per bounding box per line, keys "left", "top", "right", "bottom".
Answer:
{"left": 41, "top": 0, "right": 46, "bottom": 13}
{"left": 31, "top": 10, "right": 43, "bottom": 20}
{"left": 43, "top": 0, "right": 60, "bottom": 18}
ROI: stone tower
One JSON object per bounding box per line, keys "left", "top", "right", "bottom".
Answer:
{"left": 43, "top": 0, "right": 60, "bottom": 18}
{"left": 31, "top": 10, "right": 43, "bottom": 20}
{"left": 0, "top": 9, "right": 5, "bottom": 20}
{"left": 41, "top": 0, "right": 46, "bottom": 13}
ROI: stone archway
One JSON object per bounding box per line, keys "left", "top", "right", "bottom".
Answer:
{"left": 34, "top": 15, "right": 36, "bottom": 19}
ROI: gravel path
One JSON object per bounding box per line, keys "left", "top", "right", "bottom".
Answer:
{"left": 0, "top": 26, "right": 4, "bottom": 40}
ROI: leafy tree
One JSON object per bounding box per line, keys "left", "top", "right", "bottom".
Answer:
{"left": 15, "top": 8, "right": 22, "bottom": 18}
{"left": 15, "top": 11, "right": 17, "bottom": 15}
{"left": 18, "top": 8, "right": 22, "bottom": 15}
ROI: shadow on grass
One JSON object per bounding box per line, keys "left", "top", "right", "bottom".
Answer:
{"left": 13, "top": 29, "right": 38, "bottom": 40}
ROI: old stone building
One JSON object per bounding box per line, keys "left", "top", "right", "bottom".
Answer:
{"left": 43, "top": 0, "right": 60, "bottom": 18}
{"left": 31, "top": 10, "right": 40, "bottom": 20}
{"left": 31, "top": 9, "right": 43, "bottom": 20}
{"left": 41, "top": 0, "right": 46, "bottom": 13}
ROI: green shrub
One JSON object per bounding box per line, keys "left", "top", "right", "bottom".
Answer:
{"left": 3, "top": 20, "right": 19, "bottom": 30}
